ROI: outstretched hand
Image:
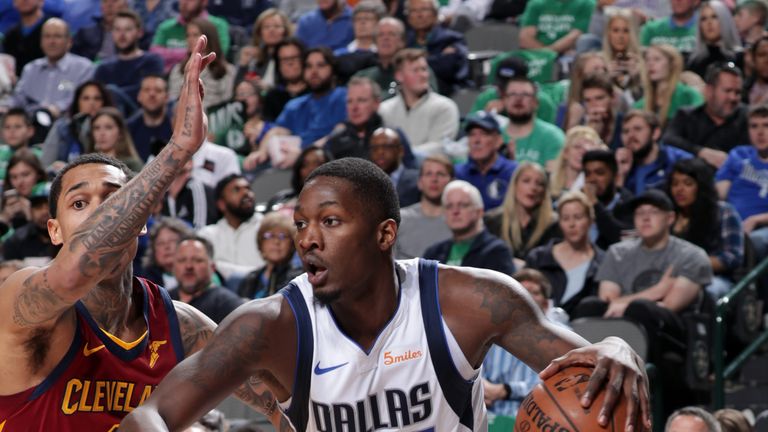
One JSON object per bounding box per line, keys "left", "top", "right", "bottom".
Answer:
{"left": 539, "top": 337, "right": 652, "bottom": 432}
{"left": 173, "top": 35, "right": 216, "bottom": 155}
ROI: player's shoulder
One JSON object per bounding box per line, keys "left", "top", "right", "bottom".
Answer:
{"left": 435, "top": 264, "right": 527, "bottom": 309}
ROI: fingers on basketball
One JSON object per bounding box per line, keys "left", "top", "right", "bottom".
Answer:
{"left": 517, "top": 366, "right": 629, "bottom": 432}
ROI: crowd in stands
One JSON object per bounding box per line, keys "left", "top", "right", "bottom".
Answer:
{"left": 2, "top": 0, "right": 768, "bottom": 429}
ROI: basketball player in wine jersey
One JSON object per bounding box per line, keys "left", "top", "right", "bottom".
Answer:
{"left": 0, "top": 37, "right": 282, "bottom": 431}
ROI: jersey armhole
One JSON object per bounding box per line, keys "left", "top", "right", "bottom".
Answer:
{"left": 155, "top": 279, "right": 186, "bottom": 362}
{"left": 418, "top": 258, "right": 476, "bottom": 429}
{"left": 279, "top": 283, "right": 314, "bottom": 431}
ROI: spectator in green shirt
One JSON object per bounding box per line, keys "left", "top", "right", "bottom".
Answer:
{"left": 500, "top": 76, "right": 565, "bottom": 168}
{"left": 639, "top": 0, "right": 700, "bottom": 57}
{"left": 634, "top": 43, "right": 704, "bottom": 126}
{"left": 469, "top": 56, "right": 557, "bottom": 124}
{"left": 519, "top": 0, "right": 596, "bottom": 54}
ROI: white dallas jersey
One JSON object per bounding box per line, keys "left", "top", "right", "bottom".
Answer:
{"left": 279, "top": 258, "right": 487, "bottom": 431}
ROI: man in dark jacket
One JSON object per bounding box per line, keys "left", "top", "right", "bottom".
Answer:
{"left": 325, "top": 76, "right": 416, "bottom": 166}
{"left": 169, "top": 236, "right": 244, "bottom": 324}
{"left": 405, "top": 0, "right": 469, "bottom": 94}
{"left": 582, "top": 149, "right": 634, "bottom": 250}
{"left": 424, "top": 180, "right": 515, "bottom": 275}
{"left": 369, "top": 127, "right": 421, "bottom": 207}
{"left": 663, "top": 62, "right": 749, "bottom": 169}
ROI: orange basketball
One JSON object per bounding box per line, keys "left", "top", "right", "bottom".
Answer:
{"left": 514, "top": 366, "right": 628, "bottom": 432}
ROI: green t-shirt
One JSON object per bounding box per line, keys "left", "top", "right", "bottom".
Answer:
{"left": 489, "top": 49, "right": 559, "bottom": 84}
{"left": 152, "top": 15, "right": 231, "bottom": 56}
{"left": 520, "top": 0, "right": 596, "bottom": 46}
{"left": 632, "top": 82, "right": 704, "bottom": 119}
{"left": 639, "top": 17, "right": 697, "bottom": 53}
{"left": 447, "top": 238, "right": 474, "bottom": 266}
{"left": 539, "top": 80, "right": 569, "bottom": 106}
{"left": 503, "top": 118, "right": 565, "bottom": 166}
{"left": 469, "top": 87, "right": 557, "bottom": 124}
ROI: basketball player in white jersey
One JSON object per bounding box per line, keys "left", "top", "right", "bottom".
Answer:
{"left": 121, "top": 158, "right": 652, "bottom": 432}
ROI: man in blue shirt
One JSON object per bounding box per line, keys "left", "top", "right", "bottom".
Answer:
{"left": 622, "top": 110, "right": 692, "bottom": 195}
{"left": 127, "top": 75, "right": 173, "bottom": 161}
{"left": 0, "top": 18, "right": 94, "bottom": 118}
{"left": 717, "top": 104, "right": 768, "bottom": 270}
{"left": 271, "top": 47, "right": 348, "bottom": 148}
{"left": 94, "top": 10, "right": 164, "bottom": 107}
{"left": 1, "top": 0, "right": 58, "bottom": 76}
{"left": 455, "top": 111, "right": 518, "bottom": 210}
{"left": 295, "top": 0, "right": 354, "bottom": 51}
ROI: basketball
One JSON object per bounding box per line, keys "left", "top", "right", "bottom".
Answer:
{"left": 514, "top": 366, "right": 628, "bottom": 432}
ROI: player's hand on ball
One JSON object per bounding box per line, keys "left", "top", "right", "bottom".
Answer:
{"left": 539, "top": 336, "right": 651, "bottom": 432}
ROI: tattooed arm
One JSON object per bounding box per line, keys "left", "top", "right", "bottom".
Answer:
{"left": 174, "top": 301, "right": 290, "bottom": 428}
{"left": 121, "top": 296, "right": 296, "bottom": 431}
{"left": 441, "top": 266, "right": 651, "bottom": 432}
{"left": 0, "top": 37, "right": 214, "bottom": 334}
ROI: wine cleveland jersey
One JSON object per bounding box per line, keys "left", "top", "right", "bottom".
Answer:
{"left": 280, "top": 258, "right": 487, "bottom": 431}
{"left": 0, "top": 278, "right": 185, "bottom": 431}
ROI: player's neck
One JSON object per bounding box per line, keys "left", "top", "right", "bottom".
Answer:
{"left": 330, "top": 260, "right": 399, "bottom": 352}
{"left": 81, "top": 268, "right": 141, "bottom": 337}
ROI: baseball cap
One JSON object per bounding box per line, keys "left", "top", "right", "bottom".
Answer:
{"left": 496, "top": 56, "right": 529, "bottom": 81}
{"left": 629, "top": 189, "right": 674, "bottom": 212}
{"left": 464, "top": 111, "right": 501, "bottom": 133}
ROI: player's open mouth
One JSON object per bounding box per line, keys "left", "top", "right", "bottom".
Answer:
{"left": 307, "top": 264, "right": 328, "bottom": 285}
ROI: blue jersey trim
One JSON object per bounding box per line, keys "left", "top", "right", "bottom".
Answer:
{"left": 280, "top": 283, "right": 314, "bottom": 431}
{"left": 418, "top": 259, "right": 475, "bottom": 429}
{"left": 28, "top": 319, "right": 83, "bottom": 401}
{"left": 74, "top": 278, "right": 150, "bottom": 361}
{"left": 154, "top": 279, "right": 186, "bottom": 363}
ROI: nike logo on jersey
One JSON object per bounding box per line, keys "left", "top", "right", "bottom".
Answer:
{"left": 83, "top": 343, "right": 106, "bottom": 357}
{"left": 314, "top": 361, "right": 348, "bottom": 375}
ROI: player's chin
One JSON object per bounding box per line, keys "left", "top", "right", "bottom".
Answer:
{"left": 313, "top": 285, "right": 341, "bottom": 306}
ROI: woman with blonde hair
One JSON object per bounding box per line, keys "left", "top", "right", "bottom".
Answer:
{"left": 486, "top": 162, "right": 559, "bottom": 267}
{"left": 87, "top": 107, "right": 144, "bottom": 172}
{"left": 602, "top": 8, "right": 644, "bottom": 102}
{"left": 548, "top": 126, "right": 605, "bottom": 199}
{"left": 634, "top": 44, "right": 704, "bottom": 125}
{"left": 237, "top": 8, "right": 293, "bottom": 86}
{"left": 526, "top": 190, "right": 605, "bottom": 315}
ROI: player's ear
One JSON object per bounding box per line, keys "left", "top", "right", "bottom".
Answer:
{"left": 377, "top": 219, "right": 398, "bottom": 251}
{"left": 48, "top": 218, "right": 63, "bottom": 246}
{"left": 139, "top": 224, "right": 148, "bottom": 236}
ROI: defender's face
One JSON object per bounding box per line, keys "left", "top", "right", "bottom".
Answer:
{"left": 48, "top": 163, "right": 129, "bottom": 247}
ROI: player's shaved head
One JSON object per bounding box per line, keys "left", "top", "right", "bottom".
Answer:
{"left": 304, "top": 157, "right": 401, "bottom": 227}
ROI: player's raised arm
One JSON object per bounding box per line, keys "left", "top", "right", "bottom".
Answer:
{"left": 440, "top": 266, "right": 651, "bottom": 432}
{"left": 120, "top": 295, "right": 295, "bottom": 431}
{"left": 0, "top": 36, "right": 214, "bottom": 331}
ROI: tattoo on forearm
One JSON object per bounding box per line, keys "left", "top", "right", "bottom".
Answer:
{"left": 234, "top": 376, "right": 278, "bottom": 416}
{"left": 68, "top": 145, "right": 185, "bottom": 279}
{"left": 473, "top": 276, "right": 561, "bottom": 368}
{"left": 191, "top": 317, "right": 268, "bottom": 395}
{"left": 182, "top": 106, "right": 193, "bottom": 137}
{"left": 13, "top": 269, "right": 69, "bottom": 327}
